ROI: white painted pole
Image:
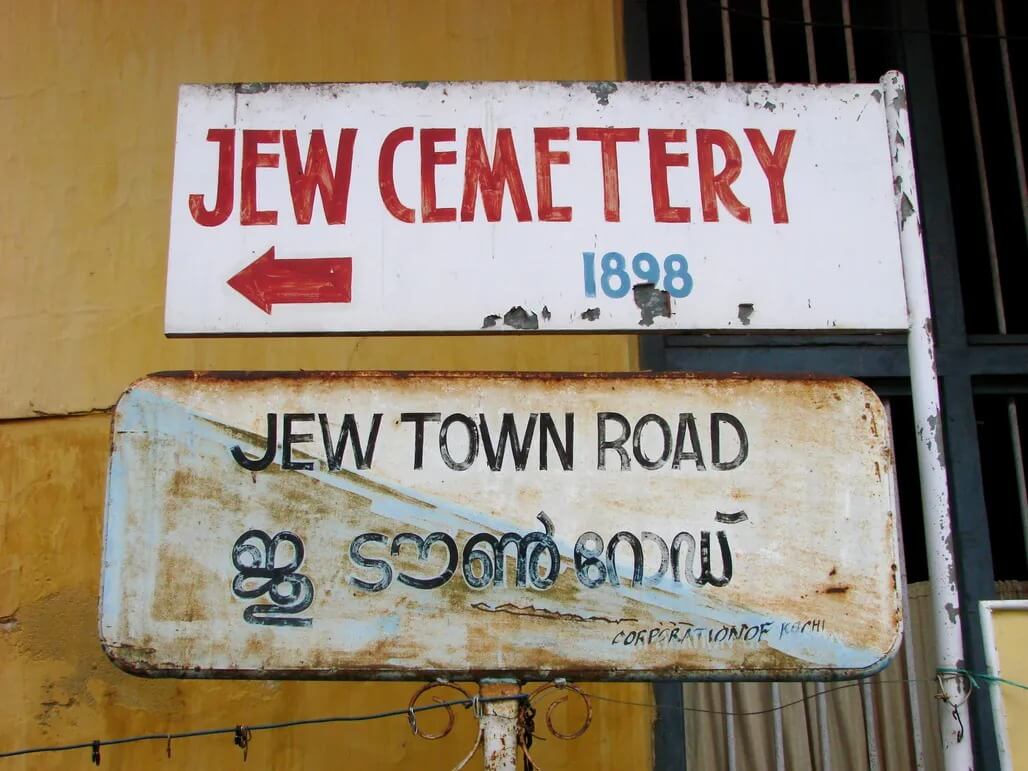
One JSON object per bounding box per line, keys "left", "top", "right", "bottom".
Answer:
{"left": 480, "top": 680, "right": 520, "bottom": 771}
{"left": 882, "top": 71, "right": 974, "bottom": 770}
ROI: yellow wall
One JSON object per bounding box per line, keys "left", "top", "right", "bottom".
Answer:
{"left": 991, "top": 607, "right": 1028, "bottom": 770}
{"left": 0, "top": 1, "right": 651, "bottom": 768}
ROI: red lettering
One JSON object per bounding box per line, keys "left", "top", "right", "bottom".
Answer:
{"left": 378, "top": 127, "right": 415, "bottom": 223}
{"left": 283, "top": 129, "right": 357, "bottom": 225}
{"left": 744, "top": 128, "right": 796, "bottom": 224}
{"left": 647, "top": 129, "right": 690, "bottom": 223}
{"left": 534, "top": 127, "right": 572, "bottom": 222}
{"left": 241, "top": 129, "right": 280, "bottom": 226}
{"left": 576, "top": 127, "right": 639, "bottom": 222}
{"left": 697, "top": 129, "right": 750, "bottom": 223}
{"left": 461, "top": 128, "right": 532, "bottom": 222}
{"left": 188, "top": 129, "right": 235, "bottom": 227}
{"left": 420, "top": 128, "right": 457, "bottom": 223}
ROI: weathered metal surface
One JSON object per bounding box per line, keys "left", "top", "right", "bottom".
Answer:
{"left": 100, "top": 372, "right": 901, "bottom": 680}
{"left": 164, "top": 80, "right": 908, "bottom": 335}
{"left": 884, "top": 70, "right": 972, "bottom": 769}
{"left": 480, "top": 680, "right": 520, "bottom": 771}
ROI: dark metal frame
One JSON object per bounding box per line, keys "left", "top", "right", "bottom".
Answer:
{"left": 624, "top": 0, "right": 1022, "bottom": 767}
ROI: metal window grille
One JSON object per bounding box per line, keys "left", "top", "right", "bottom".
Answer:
{"left": 625, "top": 0, "right": 1028, "bottom": 767}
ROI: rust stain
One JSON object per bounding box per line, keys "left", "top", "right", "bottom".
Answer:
{"left": 739, "top": 646, "right": 808, "bottom": 671}
{"left": 152, "top": 547, "right": 218, "bottom": 621}
{"left": 104, "top": 371, "right": 898, "bottom": 677}
{"left": 822, "top": 585, "right": 850, "bottom": 594}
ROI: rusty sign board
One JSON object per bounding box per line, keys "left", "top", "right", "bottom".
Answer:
{"left": 164, "top": 80, "right": 908, "bottom": 335}
{"left": 101, "top": 372, "right": 900, "bottom": 680}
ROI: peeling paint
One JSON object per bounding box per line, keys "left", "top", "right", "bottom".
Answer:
{"left": 944, "top": 602, "right": 959, "bottom": 624}
{"left": 632, "top": 284, "right": 671, "bottom": 327}
{"left": 481, "top": 307, "right": 543, "bottom": 329}
{"left": 502, "top": 306, "right": 539, "bottom": 330}
{"left": 945, "top": 532, "right": 958, "bottom": 589}
{"left": 236, "top": 82, "right": 269, "bottom": 94}
{"left": 587, "top": 81, "right": 617, "bottom": 106}
{"left": 900, "top": 193, "right": 915, "bottom": 227}
{"left": 890, "top": 86, "right": 907, "bottom": 112}
{"left": 580, "top": 308, "right": 601, "bottom": 321}
{"left": 737, "top": 303, "right": 755, "bottom": 326}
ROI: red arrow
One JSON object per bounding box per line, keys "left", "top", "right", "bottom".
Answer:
{"left": 227, "top": 247, "right": 352, "bottom": 314}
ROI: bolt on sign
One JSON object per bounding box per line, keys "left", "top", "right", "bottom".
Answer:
{"left": 164, "top": 80, "right": 908, "bottom": 335}
{"left": 101, "top": 373, "right": 900, "bottom": 680}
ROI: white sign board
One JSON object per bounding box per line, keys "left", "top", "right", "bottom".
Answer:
{"left": 101, "top": 373, "right": 900, "bottom": 680}
{"left": 165, "top": 80, "right": 908, "bottom": 335}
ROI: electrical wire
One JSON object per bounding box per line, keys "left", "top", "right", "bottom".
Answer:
{"left": 699, "top": 0, "right": 1028, "bottom": 42}
{"left": 581, "top": 678, "right": 904, "bottom": 717}
{"left": 2, "top": 669, "right": 1026, "bottom": 761}
{"left": 0, "top": 694, "right": 527, "bottom": 761}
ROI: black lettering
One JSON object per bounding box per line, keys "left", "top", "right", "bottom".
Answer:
{"left": 320, "top": 413, "right": 382, "bottom": 470}
{"left": 401, "top": 412, "right": 441, "bottom": 469}
{"left": 606, "top": 531, "right": 644, "bottom": 587}
{"left": 671, "top": 532, "right": 700, "bottom": 585}
{"left": 390, "top": 532, "right": 458, "bottom": 589}
{"left": 699, "top": 530, "right": 734, "bottom": 587}
{"left": 440, "top": 413, "right": 479, "bottom": 470}
{"left": 672, "top": 413, "right": 706, "bottom": 470}
{"left": 231, "top": 529, "right": 314, "bottom": 627}
{"left": 641, "top": 532, "right": 669, "bottom": 585}
{"left": 479, "top": 413, "right": 537, "bottom": 471}
{"left": 462, "top": 532, "right": 499, "bottom": 588}
{"left": 282, "top": 413, "right": 315, "bottom": 470}
{"left": 574, "top": 531, "right": 607, "bottom": 588}
{"left": 632, "top": 413, "right": 672, "bottom": 470}
{"left": 349, "top": 533, "right": 393, "bottom": 592}
{"left": 232, "top": 412, "right": 278, "bottom": 471}
{"left": 711, "top": 412, "right": 748, "bottom": 470}
{"left": 540, "top": 413, "right": 574, "bottom": 470}
{"left": 460, "top": 513, "right": 560, "bottom": 590}
{"left": 597, "top": 412, "right": 631, "bottom": 470}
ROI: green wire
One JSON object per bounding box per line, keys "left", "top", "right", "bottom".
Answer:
{"left": 937, "top": 667, "right": 1028, "bottom": 692}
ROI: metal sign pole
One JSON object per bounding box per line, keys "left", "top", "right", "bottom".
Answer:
{"left": 479, "top": 680, "right": 521, "bottom": 771}
{"left": 884, "top": 71, "right": 974, "bottom": 769}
